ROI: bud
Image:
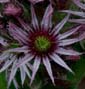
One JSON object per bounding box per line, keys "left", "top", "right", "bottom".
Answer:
{"left": 3, "top": 3, "right": 23, "bottom": 17}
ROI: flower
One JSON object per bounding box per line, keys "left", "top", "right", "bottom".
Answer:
{"left": 3, "top": 3, "right": 23, "bottom": 17}
{"left": 0, "top": 4, "right": 85, "bottom": 87}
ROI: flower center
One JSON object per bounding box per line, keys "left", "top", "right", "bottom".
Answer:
{"left": 35, "top": 36, "right": 51, "bottom": 52}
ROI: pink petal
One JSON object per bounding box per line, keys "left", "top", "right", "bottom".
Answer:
{"left": 17, "top": 17, "right": 33, "bottom": 32}
{"left": 0, "top": 0, "right": 9, "bottom": 3}
{"left": 60, "top": 10, "right": 85, "bottom": 18}
{"left": 43, "top": 57, "right": 55, "bottom": 85}
{"left": 31, "top": 5, "right": 39, "bottom": 30}
{"left": 68, "top": 19, "right": 85, "bottom": 24}
{"left": 58, "top": 26, "right": 81, "bottom": 40}
{"left": 29, "top": 0, "right": 44, "bottom": 4}
{"left": 56, "top": 47, "right": 82, "bottom": 55}
{"left": 41, "top": 4, "right": 53, "bottom": 30}
{"left": 52, "top": 14, "right": 70, "bottom": 35}
{"left": 16, "top": 54, "right": 33, "bottom": 67}
{"left": 72, "top": 0, "right": 85, "bottom": 10}
{"left": 20, "top": 66, "right": 26, "bottom": 85}
{"left": 30, "top": 58, "right": 41, "bottom": 85}
{"left": 50, "top": 54, "right": 73, "bottom": 73}
{"left": 59, "top": 32, "right": 85, "bottom": 46}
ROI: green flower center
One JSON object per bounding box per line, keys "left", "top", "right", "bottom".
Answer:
{"left": 35, "top": 36, "right": 51, "bottom": 52}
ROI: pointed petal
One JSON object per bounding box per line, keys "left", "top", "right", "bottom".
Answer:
{"left": 43, "top": 57, "right": 55, "bottom": 84}
{"left": 0, "top": 37, "right": 8, "bottom": 46}
{"left": 59, "top": 32, "right": 85, "bottom": 46}
{"left": 6, "top": 46, "right": 28, "bottom": 53}
{"left": 0, "top": 0, "right": 9, "bottom": 3}
{"left": 29, "top": 0, "right": 44, "bottom": 4}
{"left": 17, "top": 17, "right": 33, "bottom": 32}
{"left": 8, "top": 22, "right": 28, "bottom": 44}
{"left": 8, "top": 60, "right": 18, "bottom": 88}
{"left": 0, "top": 56, "right": 15, "bottom": 73}
{"left": 56, "top": 48, "right": 82, "bottom": 55}
{"left": 52, "top": 14, "right": 70, "bottom": 35}
{"left": 58, "top": 26, "right": 81, "bottom": 40}
{"left": 68, "top": 19, "right": 85, "bottom": 24}
{"left": 41, "top": 4, "right": 53, "bottom": 30}
{"left": 60, "top": 10, "right": 85, "bottom": 18}
{"left": 30, "top": 58, "right": 41, "bottom": 84}
{"left": 72, "top": 0, "right": 85, "bottom": 10}
{"left": 20, "top": 66, "right": 26, "bottom": 85}
{"left": 50, "top": 54, "right": 73, "bottom": 73}
{"left": 0, "top": 52, "right": 9, "bottom": 61}
{"left": 31, "top": 4, "right": 39, "bottom": 30}
{"left": 16, "top": 54, "right": 34, "bottom": 67}
{"left": 23, "top": 65, "right": 31, "bottom": 78}
{"left": 13, "top": 79, "right": 19, "bottom": 89}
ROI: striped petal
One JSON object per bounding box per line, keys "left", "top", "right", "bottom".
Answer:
{"left": 72, "top": 0, "right": 85, "bottom": 10}
{"left": 50, "top": 54, "right": 73, "bottom": 73}
{"left": 8, "top": 60, "right": 18, "bottom": 88}
{"left": 56, "top": 48, "right": 82, "bottom": 55}
{"left": 58, "top": 26, "right": 81, "bottom": 40}
{"left": 30, "top": 58, "right": 41, "bottom": 84}
{"left": 41, "top": 4, "right": 53, "bottom": 30}
{"left": 43, "top": 57, "right": 55, "bottom": 85}
{"left": 20, "top": 66, "right": 26, "bottom": 85}
{"left": 16, "top": 54, "right": 33, "bottom": 67}
{"left": 52, "top": 14, "right": 70, "bottom": 35}
{"left": 59, "top": 32, "right": 85, "bottom": 46}
{"left": 31, "top": 4, "right": 39, "bottom": 30}
{"left": 60, "top": 10, "right": 85, "bottom": 18}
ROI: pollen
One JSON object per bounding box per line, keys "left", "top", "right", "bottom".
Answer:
{"left": 34, "top": 36, "right": 51, "bottom": 52}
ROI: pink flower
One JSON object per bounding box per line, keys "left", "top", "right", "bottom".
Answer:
{"left": 3, "top": 3, "right": 23, "bottom": 16}
{"left": 0, "top": 4, "right": 85, "bottom": 88}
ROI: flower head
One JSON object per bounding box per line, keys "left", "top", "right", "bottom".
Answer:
{"left": 3, "top": 3, "right": 23, "bottom": 16}
{"left": 0, "top": 4, "right": 85, "bottom": 87}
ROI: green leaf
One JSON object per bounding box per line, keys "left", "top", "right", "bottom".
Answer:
{"left": 0, "top": 72, "right": 7, "bottom": 89}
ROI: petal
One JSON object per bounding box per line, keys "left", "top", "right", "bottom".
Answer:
{"left": 8, "top": 22, "right": 28, "bottom": 44}
{"left": 58, "top": 26, "right": 81, "bottom": 40}
{"left": 59, "top": 32, "right": 85, "bottom": 46}
{"left": 31, "top": 4, "right": 39, "bottom": 30}
{"left": 41, "top": 4, "right": 53, "bottom": 30}
{"left": 20, "top": 66, "right": 26, "bottom": 85}
{"left": 56, "top": 47, "right": 82, "bottom": 55}
{"left": 30, "top": 58, "right": 41, "bottom": 85}
{"left": 13, "top": 79, "right": 19, "bottom": 89}
{"left": 72, "top": 0, "right": 85, "bottom": 10}
{"left": 22, "top": 65, "right": 31, "bottom": 78}
{"left": 6, "top": 46, "right": 28, "bottom": 53}
{"left": 50, "top": 54, "right": 73, "bottom": 73}
{"left": 0, "top": 52, "right": 10, "bottom": 61}
{"left": 16, "top": 54, "right": 33, "bottom": 67}
{"left": 29, "top": 0, "right": 44, "bottom": 4}
{"left": 0, "top": 0, "right": 9, "bottom": 3}
{"left": 8, "top": 60, "right": 18, "bottom": 88}
{"left": 0, "top": 37, "right": 8, "bottom": 46}
{"left": 0, "top": 56, "right": 15, "bottom": 73}
{"left": 68, "top": 19, "right": 85, "bottom": 24}
{"left": 52, "top": 14, "right": 70, "bottom": 35}
{"left": 17, "top": 17, "right": 33, "bottom": 32}
{"left": 60, "top": 10, "right": 85, "bottom": 18}
{"left": 43, "top": 57, "right": 55, "bottom": 85}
